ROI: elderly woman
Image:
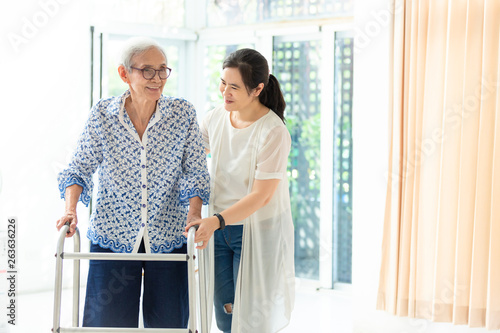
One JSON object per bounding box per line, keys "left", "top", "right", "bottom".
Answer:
{"left": 56, "top": 37, "right": 209, "bottom": 329}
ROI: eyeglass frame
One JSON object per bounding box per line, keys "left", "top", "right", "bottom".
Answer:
{"left": 130, "top": 66, "right": 172, "bottom": 80}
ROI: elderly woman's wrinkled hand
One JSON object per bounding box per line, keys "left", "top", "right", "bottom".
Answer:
{"left": 56, "top": 212, "right": 78, "bottom": 238}
{"left": 185, "top": 213, "right": 201, "bottom": 226}
{"left": 184, "top": 216, "right": 220, "bottom": 250}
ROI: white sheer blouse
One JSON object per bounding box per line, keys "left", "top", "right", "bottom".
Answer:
{"left": 201, "top": 107, "right": 290, "bottom": 224}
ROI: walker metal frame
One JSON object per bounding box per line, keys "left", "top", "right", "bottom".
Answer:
{"left": 53, "top": 224, "right": 209, "bottom": 333}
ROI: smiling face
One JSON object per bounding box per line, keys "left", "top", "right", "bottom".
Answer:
{"left": 219, "top": 67, "right": 263, "bottom": 112}
{"left": 119, "top": 47, "right": 167, "bottom": 102}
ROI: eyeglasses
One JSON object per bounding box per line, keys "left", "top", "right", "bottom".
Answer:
{"left": 130, "top": 66, "right": 172, "bottom": 80}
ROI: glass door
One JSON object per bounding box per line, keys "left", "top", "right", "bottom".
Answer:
{"left": 273, "top": 36, "right": 323, "bottom": 280}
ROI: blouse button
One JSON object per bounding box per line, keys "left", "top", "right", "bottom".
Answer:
{"left": 142, "top": 185, "right": 146, "bottom": 189}
{"left": 142, "top": 204, "right": 146, "bottom": 208}
{"left": 142, "top": 223, "right": 145, "bottom": 227}
{"left": 142, "top": 165, "right": 146, "bottom": 169}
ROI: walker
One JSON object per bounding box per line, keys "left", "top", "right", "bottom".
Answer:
{"left": 52, "top": 223, "right": 210, "bottom": 333}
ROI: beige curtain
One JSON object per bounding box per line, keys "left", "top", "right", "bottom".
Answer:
{"left": 377, "top": 0, "right": 500, "bottom": 330}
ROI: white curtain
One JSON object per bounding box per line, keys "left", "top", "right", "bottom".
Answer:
{"left": 377, "top": 0, "right": 500, "bottom": 329}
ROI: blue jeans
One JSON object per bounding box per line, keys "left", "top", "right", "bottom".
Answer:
{"left": 82, "top": 240, "right": 188, "bottom": 328}
{"left": 214, "top": 225, "right": 243, "bottom": 333}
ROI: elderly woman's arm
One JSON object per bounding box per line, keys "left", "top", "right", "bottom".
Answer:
{"left": 186, "top": 196, "right": 203, "bottom": 225}
{"left": 56, "top": 184, "right": 83, "bottom": 237}
{"left": 179, "top": 101, "right": 210, "bottom": 209}
{"left": 56, "top": 102, "right": 104, "bottom": 236}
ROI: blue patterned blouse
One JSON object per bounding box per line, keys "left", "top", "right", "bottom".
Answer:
{"left": 58, "top": 90, "right": 210, "bottom": 253}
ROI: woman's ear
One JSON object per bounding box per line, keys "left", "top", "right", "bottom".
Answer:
{"left": 118, "top": 65, "right": 130, "bottom": 84}
{"left": 253, "top": 83, "right": 265, "bottom": 97}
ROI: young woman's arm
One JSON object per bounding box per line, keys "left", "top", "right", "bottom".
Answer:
{"left": 184, "top": 178, "right": 280, "bottom": 249}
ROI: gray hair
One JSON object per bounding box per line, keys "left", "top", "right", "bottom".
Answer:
{"left": 120, "top": 37, "right": 167, "bottom": 71}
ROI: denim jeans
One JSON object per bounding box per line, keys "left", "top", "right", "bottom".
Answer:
{"left": 82, "top": 240, "right": 188, "bottom": 328}
{"left": 214, "top": 225, "right": 244, "bottom": 333}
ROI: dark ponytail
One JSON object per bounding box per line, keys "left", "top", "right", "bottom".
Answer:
{"left": 259, "top": 74, "right": 286, "bottom": 122}
{"left": 223, "top": 49, "right": 286, "bottom": 123}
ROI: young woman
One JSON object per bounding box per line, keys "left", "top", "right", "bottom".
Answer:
{"left": 185, "top": 48, "right": 295, "bottom": 333}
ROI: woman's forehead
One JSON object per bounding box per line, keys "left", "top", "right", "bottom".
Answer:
{"left": 221, "top": 67, "right": 243, "bottom": 84}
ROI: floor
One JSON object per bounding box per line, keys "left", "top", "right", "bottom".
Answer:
{"left": 2, "top": 280, "right": 352, "bottom": 333}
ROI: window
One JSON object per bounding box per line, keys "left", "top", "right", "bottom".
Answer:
{"left": 207, "top": 0, "right": 352, "bottom": 26}
{"left": 91, "top": 0, "right": 185, "bottom": 27}
{"left": 333, "top": 31, "right": 353, "bottom": 284}
{"left": 271, "top": 32, "right": 354, "bottom": 285}
{"left": 273, "top": 38, "right": 323, "bottom": 279}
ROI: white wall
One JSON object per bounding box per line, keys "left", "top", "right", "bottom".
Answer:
{"left": 351, "top": 1, "right": 499, "bottom": 333}
{"left": 351, "top": 0, "right": 389, "bottom": 328}
{"left": 0, "top": 0, "right": 92, "bottom": 294}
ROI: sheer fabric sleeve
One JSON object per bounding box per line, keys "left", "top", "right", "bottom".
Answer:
{"left": 199, "top": 109, "right": 213, "bottom": 151}
{"left": 255, "top": 125, "right": 291, "bottom": 180}
{"left": 57, "top": 102, "right": 104, "bottom": 206}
